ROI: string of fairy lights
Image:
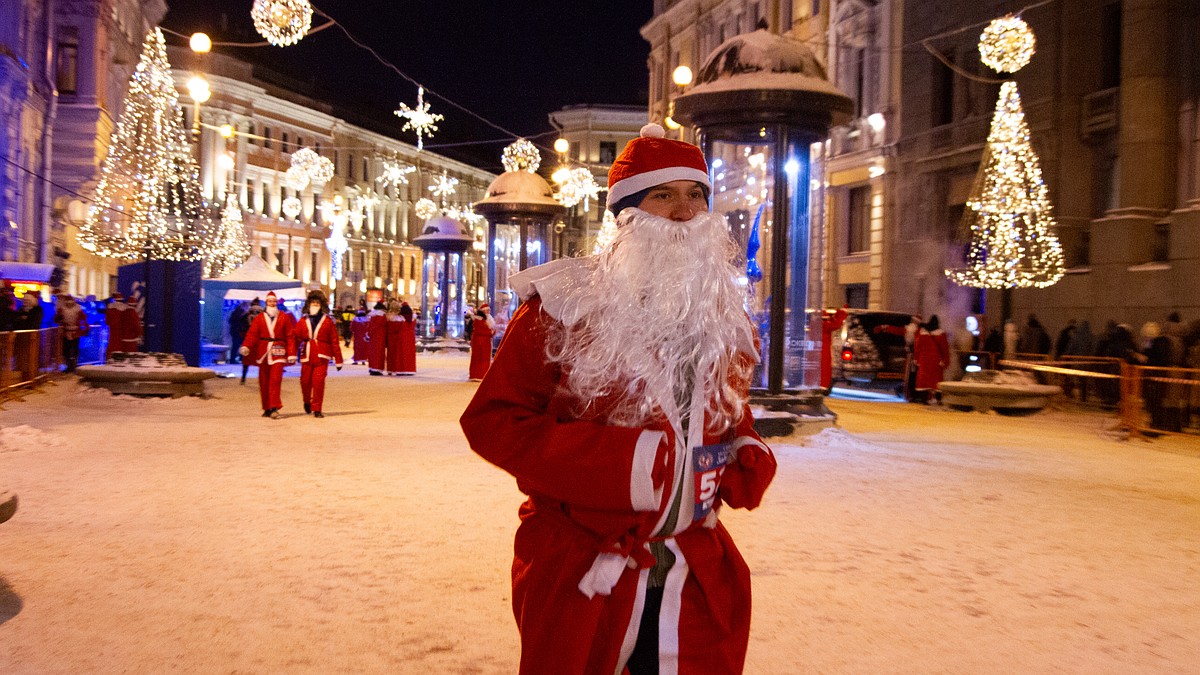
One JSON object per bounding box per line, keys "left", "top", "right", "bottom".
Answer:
{"left": 943, "top": 14, "right": 1065, "bottom": 290}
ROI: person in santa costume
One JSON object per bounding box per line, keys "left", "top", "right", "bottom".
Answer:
{"left": 461, "top": 123, "right": 777, "bottom": 675}
{"left": 238, "top": 291, "right": 295, "bottom": 418}
{"left": 912, "top": 314, "right": 950, "bottom": 404}
{"left": 467, "top": 302, "right": 495, "bottom": 382}
{"left": 293, "top": 290, "right": 343, "bottom": 418}
{"left": 104, "top": 292, "right": 142, "bottom": 358}
{"left": 395, "top": 300, "right": 418, "bottom": 375}
{"left": 350, "top": 304, "right": 370, "bottom": 365}
{"left": 366, "top": 301, "right": 388, "bottom": 376}
{"left": 384, "top": 299, "right": 406, "bottom": 375}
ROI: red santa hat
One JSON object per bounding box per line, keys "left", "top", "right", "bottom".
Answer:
{"left": 606, "top": 123, "right": 710, "bottom": 207}
{"left": 478, "top": 303, "right": 489, "bottom": 310}
{"left": 265, "top": 291, "right": 278, "bottom": 301}
{"left": 112, "top": 291, "right": 124, "bottom": 301}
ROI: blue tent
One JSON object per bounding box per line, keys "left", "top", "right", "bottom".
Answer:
{"left": 201, "top": 257, "right": 305, "bottom": 347}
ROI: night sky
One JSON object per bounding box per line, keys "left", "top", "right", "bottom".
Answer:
{"left": 162, "top": 1, "right": 654, "bottom": 170}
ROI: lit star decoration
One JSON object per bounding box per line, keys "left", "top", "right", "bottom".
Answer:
{"left": 502, "top": 139, "right": 541, "bottom": 173}
{"left": 414, "top": 198, "right": 439, "bottom": 220}
{"left": 206, "top": 194, "right": 251, "bottom": 278}
{"left": 347, "top": 194, "right": 379, "bottom": 230}
{"left": 945, "top": 18, "right": 1063, "bottom": 290}
{"left": 978, "top": 15, "right": 1035, "bottom": 73}
{"left": 251, "top": 0, "right": 313, "bottom": 47}
{"left": 290, "top": 147, "right": 334, "bottom": 184}
{"left": 78, "top": 29, "right": 217, "bottom": 262}
{"left": 428, "top": 173, "right": 459, "bottom": 200}
{"left": 593, "top": 210, "right": 618, "bottom": 254}
{"left": 377, "top": 160, "right": 416, "bottom": 189}
{"left": 394, "top": 87, "right": 443, "bottom": 151}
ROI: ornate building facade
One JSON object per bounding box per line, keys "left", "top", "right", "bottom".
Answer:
{"left": 167, "top": 47, "right": 493, "bottom": 308}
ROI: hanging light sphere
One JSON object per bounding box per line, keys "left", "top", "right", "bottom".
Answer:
{"left": 502, "top": 139, "right": 541, "bottom": 173}
{"left": 285, "top": 165, "right": 310, "bottom": 191}
{"left": 251, "top": 0, "right": 313, "bottom": 48}
{"left": 290, "top": 147, "right": 334, "bottom": 184}
{"left": 282, "top": 196, "right": 302, "bottom": 219}
{"left": 186, "top": 76, "right": 210, "bottom": 103}
{"left": 189, "top": 32, "right": 212, "bottom": 53}
{"left": 414, "top": 198, "right": 439, "bottom": 220}
{"left": 979, "top": 14, "right": 1036, "bottom": 73}
{"left": 553, "top": 138, "right": 570, "bottom": 154}
{"left": 672, "top": 65, "right": 693, "bottom": 87}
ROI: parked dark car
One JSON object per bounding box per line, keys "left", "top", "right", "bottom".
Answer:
{"left": 830, "top": 309, "right": 912, "bottom": 392}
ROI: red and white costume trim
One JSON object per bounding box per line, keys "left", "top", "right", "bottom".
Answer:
{"left": 294, "top": 313, "right": 343, "bottom": 413}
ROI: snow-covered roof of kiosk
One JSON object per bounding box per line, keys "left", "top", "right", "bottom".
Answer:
{"left": 413, "top": 215, "right": 473, "bottom": 252}
{"left": 474, "top": 171, "right": 560, "bottom": 208}
{"left": 208, "top": 256, "right": 303, "bottom": 286}
{"left": 689, "top": 29, "right": 847, "bottom": 98}
{"left": 675, "top": 28, "right": 853, "bottom": 129}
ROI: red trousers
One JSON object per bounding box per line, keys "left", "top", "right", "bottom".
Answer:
{"left": 300, "top": 361, "right": 329, "bottom": 412}
{"left": 257, "top": 362, "right": 284, "bottom": 411}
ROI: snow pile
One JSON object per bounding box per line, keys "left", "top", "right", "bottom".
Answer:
{"left": 799, "top": 425, "right": 887, "bottom": 452}
{"left": 0, "top": 424, "right": 65, "bottom": 453}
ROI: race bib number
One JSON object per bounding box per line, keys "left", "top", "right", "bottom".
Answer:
{"left": 270, "top": 343, "right": 287, "bottom": 358}
{"left": 692, "top": 442, "right": 732, "bottom": 522}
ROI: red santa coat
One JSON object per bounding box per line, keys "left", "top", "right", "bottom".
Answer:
{"left": 387, "top": 315, "right": 417, "bottom": 374}
{"left": 105, "top": 301, "right": 141, "bottom": 355}
{"left": 460, "top": 260, "right": 776, "bottom": 675}
{"left": 241, "top": 310, "right": 296, "bottom": 365}
{"left": 468, "top": 312, "right": 495, "bottom": 380}
{"left": 351, "top": 315, "right": 370, "bottom": 363}
{"left": 366, "top": 310, "right": 387, "bottom": 370}
{"left": 913, "top": 328, "right": 950, "bottom": 391}
{"left": 819, "top": 306, "right": 848, "bottom": 389}
{"left": 294, "top": 313, "right": 343, "bottom": 366}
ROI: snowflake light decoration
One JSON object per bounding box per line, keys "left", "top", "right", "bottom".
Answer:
{"left": 377, "top": 160, "right": 416, "bottom": 189}
{"left": 285, "top": 165, "right": 310, "bottom": 191}
{"left": 414, "top": 198, "right": 439, "bottom": 220}
{"left": 281, "top": 196, "right": 302, "bottom": 219}
{"left": 556, "top": 167, "right": 602, "bottom": 208}
{"left": 593, "top": 210, "right": 618, "bottom": 254}
{"left": 979, "top": 15, "right": 1035, "bottom": 73}
{"left": 394, "top": 86, "right": 443, "bottom": 151}
{"left": 251, "top": 0, "right": 313, "bottom": 48}
{"left": 428, "top": 173, "right": 459, "bottom": 200}
{"left": 502, "top": 139, "right": 541, "bottom": 173}
{"left": 324, "top": 208, "right": 349, "bottom": 280}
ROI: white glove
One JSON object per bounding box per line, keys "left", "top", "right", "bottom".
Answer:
{"left": 239, "top": 346, "right": 249, "bottom": 357}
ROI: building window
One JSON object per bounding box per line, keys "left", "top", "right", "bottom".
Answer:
{"left": 247, "top": 123, "right": 256, "bottom": 145}
{"left": 292, "top": 251, "right": 300, "bottom": 279}
{"left": 276, "top": 249, "right": 285, "bottom": 273}
{"left": 281, "top": 132, "right": 289, "bottom": 152}
{"left": 387, "top": 252, "right": 394, "bottom": 279}
{"left": 570, "top": 142, "right": 581, "bottom": 161}
{"left": 56, "top": 28, "right": 79, "bottom": 95}
{"left": 847, "top": 185, "right": 871, "bottom": 254}
{"left": 599, "top": 142, "right": 617, "bottom": 165}
{"left": 1152, "top": 222, "right": 1170, "bottom": 263}
{"left": 844, "top": 283, "right": 869, "bottom": 309}
{"left": 1099, "top": 3, "right": 1122, "bottom": 90}
{"left": 311, "top": 252, "right": 319, "bottom": 281}
{"left": 347, "top": 153, "right": 354, "bottom": 179}
{"left": 374, "top": 250, "right": 382, "bottom": 275}
{"left": 261, "top": 246, "right": 269, "bottom": 262}
{"left": 295, "top": 136, "right": 303, "bottom": 150}
{"left": 932, "top": 51, "right": 956, "bottom": 126}
{"left": 362, "top": 157, "right": 370, "bottom": 182}
{"left": 263, "top": 127, "right": 272, "bottom": 149}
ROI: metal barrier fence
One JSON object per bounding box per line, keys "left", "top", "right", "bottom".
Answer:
{"left": 0, "top": 328, "right": 63, "bottom": 402}
{"left": 997, "top": 356, "right": 1200, "bottom": 439}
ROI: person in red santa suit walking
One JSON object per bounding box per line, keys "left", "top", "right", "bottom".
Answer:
{"left": 467, "top": 302, "right": 495, "bottom": 382}
{"left": 293, "top": 290, "right": 343, "bottom": 418}
{"left": 384, "top": 299, "right": 406, "bottom": 375}
{"left": 395, "top": 300, "right": 418, "bottom": 375}
{"left": 105, "top": 292, "right": 142, "bottom": 358}
{"left": 366, "top": 301, "right": 387, "bottom": 376}
{"left": 912, "top": 314, "right": 950, "bottom": 405}
{"left": 238, "top": 291, "right": 295, "bottom": 418}
{"left": 461, "top": 123, "right": 777, "bottom": 675}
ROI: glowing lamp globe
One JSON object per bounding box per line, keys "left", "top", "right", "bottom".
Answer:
{"left": 189, "top": 32, "right": 212, "bottom": 53}
{"left": 673, "top": 65, "right": 694, "bottom": 87}
{"left": 553, "top": 138, "right": 570, "bottom": 154}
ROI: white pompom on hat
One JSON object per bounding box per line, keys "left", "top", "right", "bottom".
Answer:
{"left": 607, "top": 123, "right": 710, "bottom": 207}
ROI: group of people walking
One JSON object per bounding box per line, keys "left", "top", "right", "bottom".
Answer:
{"left": 360, "top": 300, "right": 418, "bottom": 377}
{"left": 237, "top": 290, "right": 343, "bottom": 419}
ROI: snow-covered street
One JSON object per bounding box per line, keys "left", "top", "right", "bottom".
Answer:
{"left": 2, "top": 354, "right": 1199, "bottom": 673}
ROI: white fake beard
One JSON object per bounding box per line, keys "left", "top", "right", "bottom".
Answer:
{"left": 266, "top": 306, "right": 279, "bottom": 318}
{"left": 547, "top": 207, "right": 754, "bottom": 435}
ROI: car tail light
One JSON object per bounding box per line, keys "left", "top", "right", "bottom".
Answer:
{"left": 840, "top": 345, "right": 854, "bottom": 362}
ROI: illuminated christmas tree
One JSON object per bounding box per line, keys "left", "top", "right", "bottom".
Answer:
{"left": 206, "top": 194, "right": 251, "bottom": 278}
{"left": 945, "top": 16, "right": 1064, "bottom": 289}
{"left": 78, "top": 29, "right": 216, "bottom": 262}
